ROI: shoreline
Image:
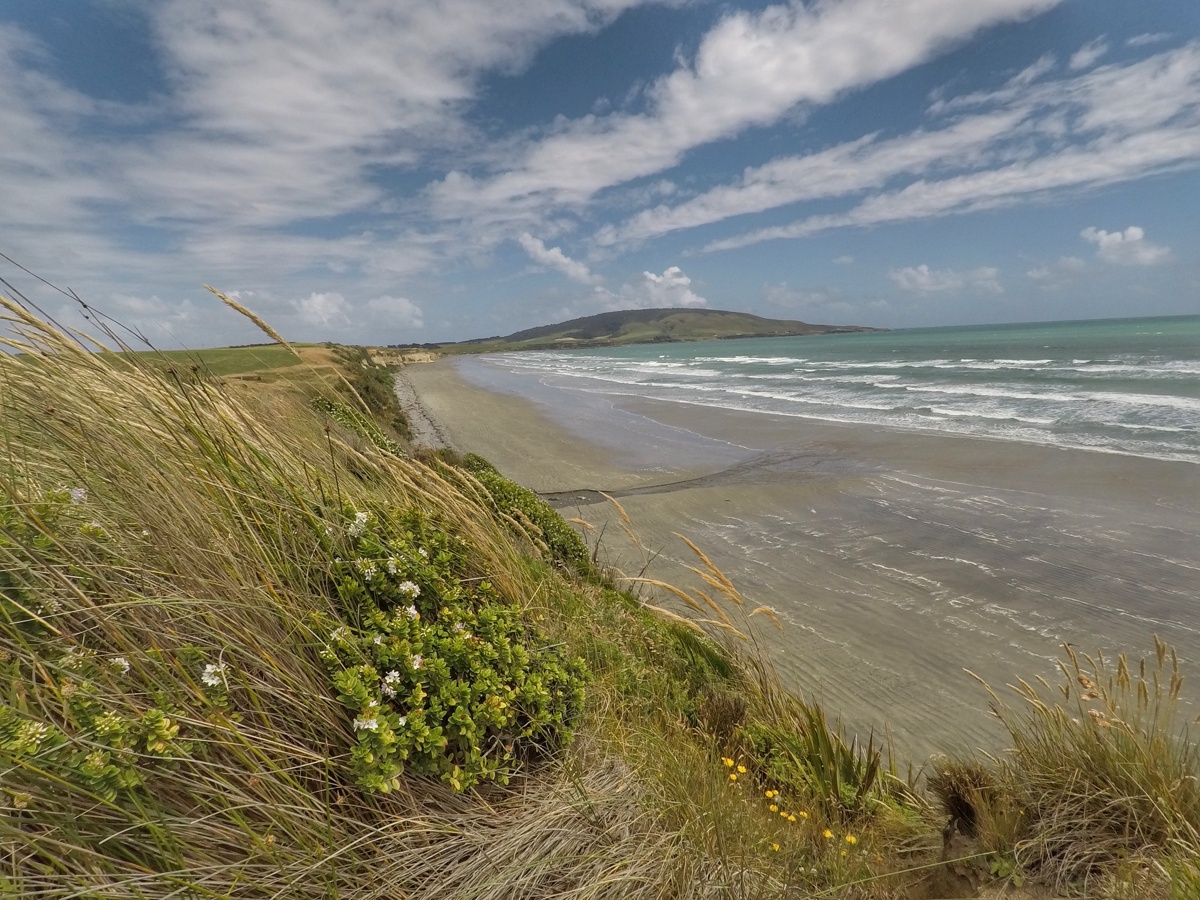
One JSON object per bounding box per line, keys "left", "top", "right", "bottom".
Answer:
{"left": 400, "top": 357, "right": 1200, "bottom": 760}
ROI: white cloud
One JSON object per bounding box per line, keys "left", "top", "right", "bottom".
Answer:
{"left": 1008, "top": 53, "right": 1056, "bottom": 87}
{"left": 1128, "top": 33, "right": 1172, "bottom": 48}
{"left": 1069, "top": 37, "right": 1109, "bottom": 71}
{"left": 295, "top": 291, "right": 352, "bottom": 327}
{"left": 763, "top": 283, "right": 868, "bottom": 320}
{"left": 1081, "top": 226, "right": 1171, "bottom": 265}
{"left": 603, "top": 109, "right": 1028, "bottom": 245}
{"left": 834, "top": 255, "right": 855, "bottom": 265}
{"left": 889, "top": 264, "right": 1003, "bottom": 295}
{"left": 599, "top": 266, "right": 708, "bottom": 309}
{"left": 704, "top": 44, "right": 1200, "bottom": 252}
{"left": 432, "top": 0, "right": 1062, "bottom": 219}
{"left": 0, "top": 2, "right": 659, "bottom": 345}
{"left": 517, "top": 232, "right": 601, "bottom": 284}
{"left": 366, "top": 295, "right": 424, "bottom": 329}
{"left": 1026, "top": 255, "right": 1087, "bottom": 289}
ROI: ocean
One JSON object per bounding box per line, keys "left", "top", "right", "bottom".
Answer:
{"left": 477, "top": 315, "right": 1200, "bottom": 465}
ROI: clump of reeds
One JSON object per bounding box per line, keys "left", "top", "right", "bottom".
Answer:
{"left": 972, "top": 637, "right": 1200, "bottom": 890}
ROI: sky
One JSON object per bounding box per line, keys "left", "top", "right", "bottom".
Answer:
{"left": 1, "top": 0, "right": 1198, "bottom": 347}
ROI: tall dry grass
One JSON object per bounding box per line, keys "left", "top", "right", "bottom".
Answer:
{"left": 0, "top": 293, "right": 712, "bottom": 897}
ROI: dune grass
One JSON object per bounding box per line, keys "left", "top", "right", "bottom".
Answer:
{"left": 1, "top": 289, "right": 1198, "bottom": 898}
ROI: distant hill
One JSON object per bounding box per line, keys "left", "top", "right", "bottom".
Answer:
{"left": 411, "top": 307, "right": 881, "bottom": 354}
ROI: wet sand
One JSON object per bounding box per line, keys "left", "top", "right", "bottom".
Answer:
{"left": 405, "top": 358, "right": 1200, "bottom": 761}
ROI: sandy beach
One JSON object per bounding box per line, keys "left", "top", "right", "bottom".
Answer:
{"left": 404, "top": 358, "right": 1200, "bottom": 761}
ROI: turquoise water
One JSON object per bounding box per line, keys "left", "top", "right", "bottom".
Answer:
{"left": 484, "top": 315, "right": 1200, "bottom": 464}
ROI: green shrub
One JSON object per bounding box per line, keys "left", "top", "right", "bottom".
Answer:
{"left": 312, "top": 394, "right": 406, "bottom": 457}
{"left": 318, "top": 505, "right": 588, "bottom": 792}
{"left": 332, "top": 345, "right": 411, "bottom": 440}
{"left": 461, "top": 454, "right": 592, "bottom": 575}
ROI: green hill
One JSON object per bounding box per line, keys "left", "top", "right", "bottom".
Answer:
{"left": 425, "top": 307, "right": 880, "bottom": 354}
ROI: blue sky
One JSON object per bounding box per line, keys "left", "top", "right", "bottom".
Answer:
{"left": 1, "top": 0, "right": 1198, "bottom": 346}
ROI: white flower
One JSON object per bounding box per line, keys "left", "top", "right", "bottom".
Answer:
{"left": 452, "top": 622, "right": 465, "bottom": 633}
{"left": 405, "top": 605, "right": 419, "bottom": 621}
{"left": 417, "top": 548, "right": 428, "bottom": 558}
{"left": 330, "top": 626, "right": 351, "bottom": 643}
{"left": 386, "top": 556, "right": 398, "bottom": 575}
{"left": 398, "top": 581, "right": 420, "bottom": 599}
{"left": 353, "top": 716, "right": 379, "bottom": 732}
{"left": 397, "top": 715, "right": 407, "bottom": 727}
{"left": 201, "top": 662, "right": 227, "bottom": 688}
{"left": 347, "top": 511, "right": 369, "bottom": 538}
{"left": 69, "top": 487, "right": 87, "bottom": 505}
{"left": 411, "top": 654, "right": 423, "bottom": 670}
{"left": 382, "top": 669, "right": 401, "bottom": 698}
{"left": 111, "top": 657, "right": 130, "bottom": 675}
{"left": 355, "top": 558, "right": 377, "bottom": 580}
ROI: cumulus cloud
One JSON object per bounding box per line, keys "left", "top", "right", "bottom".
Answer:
{"left": 594, "top": 266, "right": 708, "bottom": 310}
{"left": 889, "top": 264, "right": 1003, "bottom": 295}
{"left": 367, "top": 295, "right": 424, "bottom": 329}
{"left": 1081, "top": 226, "right": 1171, "bottom": 265}
{"left": 517, "top": 232, "right": 601, "bottom": 284}
{"left": 1069, "top": 37, "right": 1109, "bottom": 71}
{"left": 294, "top": 292, "right": 352, "bottom": 327}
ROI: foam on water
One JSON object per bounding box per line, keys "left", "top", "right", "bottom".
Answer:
{"left": 486, "top": 315, "right": 1200, "bottom": 464}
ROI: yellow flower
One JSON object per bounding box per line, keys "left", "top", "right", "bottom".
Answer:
{"left": 722, "top": 757, "right": 734, "bottom": 767}
{"left": 737, "top": 765, "right": 746, "bottom": 774}
{"left": 764, "top": 789, "right": 776, "bottom": 798}
{"left": 845, "top": 834, "right": 858, "bottom": 845}
{"left": 769, "top": 804, "right": 778, "bottom": 812}
{"left": 729, "top": 773, "right": 737, "bottom": 781}
{"left": 840, "top": 849, "right": 847, "bottom": 858}
{"left": 787, "top": 815, "right": 797, "bottom": 822}
{"left": 798, "top": 811, "right": 809, "bottom": 819}
{"left": 771, "top": 842, "right": 780, "bottom": 852}
{"left": 823, "top": 829, "right": 833, "bottom": 839}
{"left": 779, "top": 810, "right": 788, "bottom": 818}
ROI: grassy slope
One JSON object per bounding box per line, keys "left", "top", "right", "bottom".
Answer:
{"left": 429, "top": 307, "right": 878, "bottom": 354}
{"left": 2, "top": 309, "right": 1198, "bottom": 899}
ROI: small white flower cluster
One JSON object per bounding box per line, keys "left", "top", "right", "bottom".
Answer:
{"left": 110, "top": 656, "right": 130, "bottom": 675}
{"left": 410, "top": 654, "right": 424, "bottom": 670}
{"left": 20, "top": 721, "right": 49, "bottom": 748}
{"left": 397, "top": 580, "right": 420, "bottom": 599}
{"left": 347, "top": 511, "right": 369, "bottom": 538}
{"left": 94, "top": 711, "right": 124, "bottom": 736}
{"left": 69, "top": 487, "right": 87, "bottom": 505}
{"left": 354, "top": 558, "right": 377, "bottom": 580}
{"left": 386, "top": 556, "right": 398, "bottom": 575}
{"left": 405, "top": 604, "right": 419, "bottom": 620}
{"left": 417, "top": 548, "right": 428, "bottom": 559}
{"left": 353, "top": 716, "right": 379, "bottom": 732}
{"left": 330, "top": 626, "right": 351, "bottom": 644}
{"left": 201, "top": 662, "right": 228, "bottom": 688}
{"left": 451, "top": 622, "right": 473, "bottom": 639}
{"left": 382, "top": 669, "right": 402, "bottom": 698}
